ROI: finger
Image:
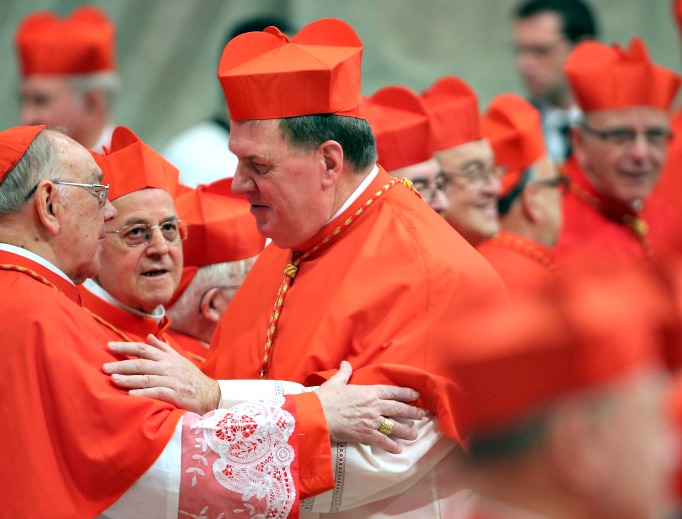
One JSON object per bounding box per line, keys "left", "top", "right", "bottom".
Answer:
{"left": 110, "top": 373, "right": 177, "bottom": 390}
{"left": 379, "top": 401, "right": 424, "bottom": 421}
{"left": 103, "top": 358, "right": 166, "bottom": 376}
{"left": 128, "top": 386, "right": 178, "bottom": 403}
{"left": 386, "top": 421, "right": 418, "bottom": 442}
{"left": 364, "top": 431, "right": 403, "bottom": 454}
{"left": 107, "top": 341, "right": 166, "bottom": 361}
{"left": 378, "top": 385, "right": 420, "bottom": 403}
{"left": 146, "top": 334, "right": 181, "bottom": 356}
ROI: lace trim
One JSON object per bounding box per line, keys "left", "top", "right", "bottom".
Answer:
{"left": 179, "top": 395, "right": 297, "bottom": 518}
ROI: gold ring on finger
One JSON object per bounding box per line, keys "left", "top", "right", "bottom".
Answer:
{"left": 378, "top": 417, "right": 394, "bottom": 436}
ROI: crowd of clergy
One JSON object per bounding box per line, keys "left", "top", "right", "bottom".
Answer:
{"left": 5, "top": 0, "right": 682, "bottom": 518}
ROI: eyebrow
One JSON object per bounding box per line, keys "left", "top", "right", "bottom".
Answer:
{"left": 123, "top": 215, "right": 178, "bottom": 226}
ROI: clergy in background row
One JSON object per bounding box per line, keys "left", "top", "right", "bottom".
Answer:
{"left": 15, "top": 5, "right": 118, "bottom": 151}
{"left": 478, "top": 93, "right": 564, "bottom": 296}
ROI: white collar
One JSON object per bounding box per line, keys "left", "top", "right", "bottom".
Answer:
{"left": 329, "top": 165, "right": 379, "bottom": 222}
{"left": 83, "top": 277, "right": 166, "bottom": 323}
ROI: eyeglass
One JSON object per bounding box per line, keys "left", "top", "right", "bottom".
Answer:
{"left": 531, "top": 174, "right": 570, "bottom": 193}
{"left": 106, "top": 220, "right": 189, "bottom": 247}
{"left": 24, "top": 180, "right": 110, "bottom": 208}
{"left": 410, "top": 177, "right": 445, "bottom": 198}
{"left": 438, "top": 164, "right": 506, "bottom": 192}
{"left": 513, "top": 37, "right": 569, "bottom": 59}
{"left": 580, "top": 123, "right": 673, "bottom": 147}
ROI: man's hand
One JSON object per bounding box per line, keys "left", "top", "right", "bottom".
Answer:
{"left": 103, "top": 335, "right": 220, "bottom": 415}
{"left": 317, "top": 361, "right": 424, "bottom": 454}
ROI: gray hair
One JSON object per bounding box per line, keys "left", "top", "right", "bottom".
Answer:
{"left": 166, "top": 257, "right": 256, "bottom": 334}
{"left": 279, "top": 114, "right": 377, "bottom": 172}
{"left": 0, "top": 129, "right": 56, "bottom": 217}
{"left": 68, "top": 72, "right": 120, "bottom": 111}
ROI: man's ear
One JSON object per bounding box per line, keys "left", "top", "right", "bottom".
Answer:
{"left": 521, "top": 183, "right": 543, "bottom": 223}
{"left": 199, "top": 287, "right": 231, "bottom": 325}
{"left": 318, "top": 140, "right": 344, "bottom": 187}
{"left": 34, "top": 180, "right": 62, "bottom": 236}
{"left": 82, "top": 90, "right": 104, "bottom": 115}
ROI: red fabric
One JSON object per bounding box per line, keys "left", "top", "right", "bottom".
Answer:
{"left": 555, "top": 156, "right": 682, "bottom": 266}
{"left": 95, "top": 126, "right": 179, "bottom": 201}
{"left": 165, "top": 328, "right": 210, "bottom": 363}
{"left": 78, "top": 283, "right": 204, "bottom": 366}
{"left": 362, "top": 85, "right": 431, "bottom": 172}
{"left": 668, "top": 374, "right": 682, "bottom": 501}
{"left": 653, "top": 110, "right": 682, "bottom": 221}
{"left": 0, "top": 250, "right": 183, "bottom": 517}
{"left": 0, "top": 125, "right": 45, "bottom": 184}
{"left": 15, "top": 6, "right": 115, "bottom": 76}
{"left": 202, "top": 167, "right": 507, "bottom": 441}
{"left": 421, "top": 76, "right": 481, "bottom": 151}
{"left": 218, "top": 18, "right": 364, "bottom": 120}
{"left": 175, "top": 178, "right": 265, "bottom": 268}
{"left": 481, "top": 94, "right": 545, "bottom": 196}
{"left": 166, "top": 265, "right": 198, "bottom": 308}
{"left": 477, "top": 232, "right": 554, "bottom": 298}
{"left": 565, "top": 38, "right": 680, "bottom": 112}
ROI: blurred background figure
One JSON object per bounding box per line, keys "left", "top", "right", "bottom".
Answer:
{"left": 362, "top": 84, "right": 444, "bottom": 211}
{"left": 14, "top": 5, "right": 118, "bottom": 152}
{"left": 440, "top": 266, "right": 678, "bottom": 519}
{"left": 422, "top": 76, "right": 501, "bottom": 247}
{"left": 166, "top": 178, "right": 265, "bottom": 350}
{"left": 511, "top": 0, "right": 599, "bottom": 163}
{"left": 162, "top": 15, "right": 293, "bottom": 187}
{"left": 556, "top": 38, "right": 682, "bottom": 265}
{"left": 478, "top": 93, "right": 564, "bottom": 296}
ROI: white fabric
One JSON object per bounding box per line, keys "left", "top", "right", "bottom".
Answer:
{"left": 91, "top": 123, "right": 115, "bottom": 154}
{"left": 540, "top": 104, "right": 582, "bottom": 164}
{"left": 330, "top": 165, "right": 379, "bottom": 221}
{"left": 0, "top": 243, "right": 72, "bottom": 283}
{"left": 82, "top": 278, "right": 165, "bottom": 322}
{"left": 301, "top": 414, "right": 473, "bottom": 518}
{"left": 162, "top": 121, "right": 238, "bottom": 187}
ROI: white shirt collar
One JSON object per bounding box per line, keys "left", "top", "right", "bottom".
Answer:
{"left": 83, "top": 277, "right": 166, "bottom": 323}
{"left": 0, "top": 243, "right": 73, "bottom": 284}
{"left": 330, "top": 165, "right": 379, "bottom": 222}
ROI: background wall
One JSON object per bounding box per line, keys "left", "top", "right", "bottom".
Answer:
{"left": 1, "top": 0, "right": 680, "bottom": 151}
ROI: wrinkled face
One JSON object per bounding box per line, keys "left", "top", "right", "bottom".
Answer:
{"left": 98, "top": 189, "right": 183, "bottom": 313}
{"left": 51, "top": 133, "right": 117, "bottom": 283}
{"left": 436, "top": 140, "right": 501, "bottom": 246}
{"left": 512, "top": 12, "right": 573, "bottom": 104}
{"left": 590, "top": 371, "right": 677, "bottom": 519}
{"left": 229, "top": 119, "right": 334, "bottom": 249}
{"left": 574, "top": 107, "right": 670, "bottom": 206}
{"left": 19, "top": 76, "right": 89, "bottom": 144}
{"left": 392, "top": 158, "right": 448, "bottom": 213}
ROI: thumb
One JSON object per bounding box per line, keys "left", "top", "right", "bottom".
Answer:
{"left": 327, "top": 360, "right": 352, "bottom": 386}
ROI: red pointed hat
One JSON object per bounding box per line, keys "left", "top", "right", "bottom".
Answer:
{"left": 430, "top": 265, "right": 666, "bottom": 439}
{"left": 218, "top": 18, "right": 364, "bottom": 120}
{"left": 421, "top": 76, "right": 482, "bottom": 152}
{"left": 565, "top": 38, "right": 681, "bottom": 112}
{"left": 175, "top": 178, "right": 265, "bottom": 268}
{"left": 15, "top": 6, "right": 115, "bottom": 76}
{"left": 675, "top": 0, "right": 682, "bottom": 40}
{"left": 94, "top": 126, "right": 179, "bottom": 201}
{"left": 481, "top": 94, "right": 547, "bottom": 196}
{"left": 362, "top": 86, "right": 431, "bottom": 172}
{"left": 0, "top": 125, "right": 46, "bottom": 185}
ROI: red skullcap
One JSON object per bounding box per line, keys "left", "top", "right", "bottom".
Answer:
{"left": 0, "top": 125, "right": 46, "bottom": 185}
{"left": 16, "top": 6, "right": 115, "bottom": 76}
{"left": 218, "top": 18, "right": 364, "bottom": 120}
{"left": 362, "top": 85, "right": 431, "bottom": 172}
{"left": 565, "top": 38, "right": 680, "bottom": 112}
{"left": 421, "top": 76, "right": 481, "bottom": 151}
{"left": 481, "top": 94, "right": 547, "bottom": 196}
{"left": 93, "top": 126, "right": 178, "bottom": 201}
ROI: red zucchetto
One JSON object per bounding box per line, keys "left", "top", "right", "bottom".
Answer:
{"left": 0, "top": 125, "right": 46, "bottom": 185}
